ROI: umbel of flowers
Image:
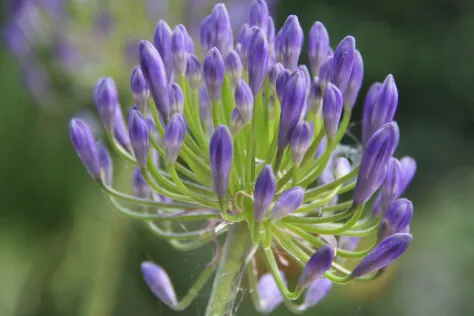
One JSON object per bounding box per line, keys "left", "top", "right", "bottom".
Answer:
{"left": 69, "top": 1, "right": 416, "bottom": 314}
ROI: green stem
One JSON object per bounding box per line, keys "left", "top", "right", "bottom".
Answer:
{"left": 205, "top": 223, "right": 255, "bottom": 316}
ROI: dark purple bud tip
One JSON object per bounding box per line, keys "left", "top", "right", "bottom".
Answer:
{"left": 247, "top": 27, "right": 269, "bottom": 95}
{"left": 279, "top": 15, "right": 303, "bottom": 70}
{"left": 133, "top": 167, "right": 150, "bottom": 198}
{"left": 303, "top": 278, "right": 332, "bottom": 308}
{"left": 164, "top": 113, "right": 186, "bottom": 164}
{"left": 353, "top": 122, "right": 400, "bottom": 206}
{"left": 351, "top": 233, "right": 412, "bottom": 278}
{"left": 254, "top": 165, "right": 276, "bottom": 222}
{"left": 70, "top": 119, "right": 101, "bottom": 180}
{"left": 210, "top": 125, "right": 233, "bottom": 202}
{"left": 330, "top": 36, "right": 355, "bottom": 93}
{"left": 257, "top": 272, "right": 285, "bottom": 313}
{"left": 308, "top": 21, "right": 330, "bottom": 76}
{"left": 322, "top": 83, "right": 343, "bottom": 139}
{"left": 130, "top": 66, "right": 150, "bottom": 114}
{"left": 171, "top": 25, "right": 188, "bottom": 75}
{"left": 270, "top": 186, "right": 304, "bottom": 221}
{"left": 380, "top": 157, "right": 403, "bottom": 210}
{"left": 278, "top": 71, "right": 307, "bottom": 150}
{"left": 297, "top": 244, "right": 334, "bottom": 290}
{"left": 141, "top": 261, "right": 178, "bottom": 308}
{"left": 96, "top": 141, "right": 112, "bottom": 185}
{"left": 139, "top": 40, "right": 170, "bottom": 121}
{"left": 225, "top": 49, "right": 242, "bottom": 84}
{"left": 94, "top": 77, "right": 118, "bottom": 130}
{"left": 249, "top": 0, "right": 269, "bottom": 32}
{"left": 128, "top": 109, "right": 150, "bottom": 168}
{"left": 234, "top": 79, "right": 254, "bottom": 122}
{"left": 186, "top": 54, "right": 202, "bottom": 90}
{"left": 290, "top": 121, "right": 312, "bottom": 166}
{"left": 378, "top": 198, "right": 413, "bottom": 241}
{"left": 343, "top": 49, "right": 364, "bottom": 110}
{"left": 169, "top": 83, "right": 184, "bottom": 115}
{"left": 399, "top": 156, "right": 417, "bottom": 194}
{"left": 203, "top": 47, "right": 225, "bottom": 101}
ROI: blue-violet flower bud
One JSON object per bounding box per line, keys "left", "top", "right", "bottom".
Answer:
{"left": 297, "top": 244, "right": 334, "bottom": 290}
{"left": 322, "top": 83, "right": 343, "bottom": 139}
{"left": 141, "top": 262, "right": 178, "bottom": 308}
{"left": 254, "top": 165, "right": 276, "bottom": 222}
{"left": 128, "top": 109, "right": 150, "bottom": 168}
{"left": 378, "top": 198, "right": 413, "bottom": 241}
{"left": 210, "top": 125, "right": 233, "bottom": 202}
{"left": 203, "top": 47, "right": 225, "bottom": 101}
{"left": 69, "top": 119, "right": 101, "bottom": 180}
{"left": 270, "top": 186, "right": 304, "bottom": 221}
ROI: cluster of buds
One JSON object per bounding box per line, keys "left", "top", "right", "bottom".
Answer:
{"left": 3, "top": 0, "right": 257, "bottom": 107}
{"left": 69, "top": 0, "right": 416, "bottom": 313}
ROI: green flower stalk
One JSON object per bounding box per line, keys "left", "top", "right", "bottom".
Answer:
{"left": 69, "top": 1, "right": 416, "bottom": 315}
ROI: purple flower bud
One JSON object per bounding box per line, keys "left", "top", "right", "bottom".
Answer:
{"left": 247, "top": 27, "right": 269, "bottom": 95}
{"left": 308, "top": 21, "right": 330, "bottom": 76}
{"left": 249, "top": 0, "right": 269, "bottom": 31}
{"left": 270, "top": 187, "right": 304, "bottom": 221}
{"left": 343, "top": 50, "right": 364, "bottom": 110}
{"left": 362, "top": 75, "right": 398, "bottom": 147}
{"left": 165, "top": 113, "right": 186, "bottom": 164}
{"left": 269, "top": 62, "right": 284, "bottom": 90}
{"left": 186, "top": 54, "right": 202, "bottom": 90}
{"left": 237, "top": 24, "right": 250, "bottom": 67}
{"left": 113, "top": 104, "right": 132, "bottom": 150}
{"left": 96, "top": 141, "right": 112, "bottom": 185}
{"left": 399, "top": 156, "right": 417, "bottom": 194}
{"left": 297, "top": 245, "right": 334, "bottom": 290}
{"left": 318, "top": 56, "right": 332, "bottom": 85}
{"left": 257, "top": 272, "right": 285, "bottom": 313}
{"left": 153, "top": 20, "right": 173, "bottom": 77}
{"left": 330, "top": 36, "right": 355, "bottom": 93}
{"left": 267, "top": 16, "right": 276, "bottom": 49}
{"left": 333, "top": 157, "right": 351, "bottom": 180}
{"left": 322, "top": 83, "right": 343, "bottom": 139}
{"left": 70, "top": 119, "right": 101, "bottom": 180}
{"left": 298, "top": 65, "right": 311, "bottom": 93}
{"left": 353, "top": 122, "right": 400, "bottom": 206}
{"left": 351, "top": 233, "right": 412, "bottom": 278}
{"left": 177, "top": 24, "right": 194, "bottom": 54}
{"left": 275, "top": 69, "right": 291, "bottom": 104}
{"left": 380, "top": 157, "right": 404, "bottom": 211}
{"left": 361, "top": 82, "right": 383, "bottom": 146}
{"left": 203, "top": 47, "right": 225, "bottom": 101}
{"left": 199, "top": 86, "right": 213, "bottom": 135}
{"left": 254, "top": 165, "right": 276, "bottom": 222}
{"left": 139, "top": 40, "right": 170, "bottom": 121}
{"left": 210, "top": 125, "right": 233, "bottom": 202}
{"left": 94, "top": 77, "right": 118, "bottom": 130}
{"left": 169, "top": 83, "right": 184, "bottom": 115}
{"left": 200, "top": 15, "right": 214, "bottom": 53}
{"left": 230, "top": 108, "right": 246, "bottom": 134}
{"left": 290, "top": 121, "right": 312, "bottom": 166}
{"left": 278, "top": 15, "right": 304, "bottom": 70}
{"left": 378, "top": 198, "right": 413, "bottom": 241}
{"left": 234, "top": 79, "right": 254, "bottom": 122}
{"left": 309, "top": 76, "right": 323, "bottom": 113}
{"left": 338, "top": 236, "right": 360, "bottom": 252}
{"left": 130, "top": 66, "right": 150, "bottom": 114}
{"left": 211, "top": 3, "right": 233, "bottom": 56}
{"left": 171, "top": 26, "right": 188, "bottom": 75}
{"left": 141, "top": 262, "right": 178, "bottom": 308}
{"left": 128, "top": 109, "right": 150, "bottom": 168}
{"left": 225, "top": 49, "right": 242, "bottom": 84}
{"left": 278, "top": 71, "right": 306, "bottom": 150}
{"left": 133, "top": 167, "right": 150, "bottom": 198}
{"left": 304, "top": 278, "right": 332, "bottom": 308}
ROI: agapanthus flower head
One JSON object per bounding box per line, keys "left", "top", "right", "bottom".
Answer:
{"left": 69, "top": 1, "right": 415, "bottom": 314}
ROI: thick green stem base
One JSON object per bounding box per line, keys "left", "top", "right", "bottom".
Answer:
{"left": 205, "top": 222, "right": 255, "bottom": 316}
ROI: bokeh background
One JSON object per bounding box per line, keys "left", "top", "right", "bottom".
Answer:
{"left": 1, "top": 0, "right": 474, "bottom": 315}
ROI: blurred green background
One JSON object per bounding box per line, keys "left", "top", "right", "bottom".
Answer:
{"left": 1, "top": 0, "right": 474, "bottom": 315}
